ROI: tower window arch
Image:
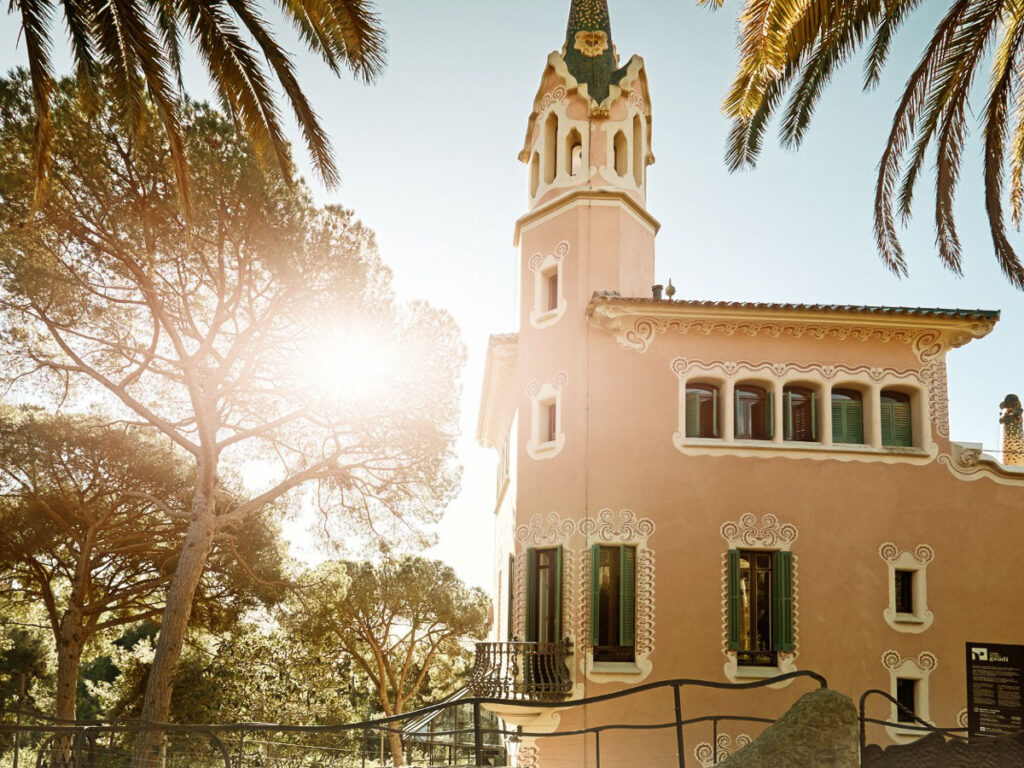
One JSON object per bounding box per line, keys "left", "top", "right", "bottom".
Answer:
{"left": 831, "top": 388, "right": 864, "bottom": 444}
{"left": 544, "top": 113, "right": 558, "bottom": 185}
{"left": 685, "top": 383, "right": 720, "bottom": 438}
{"left": 530, "top": 152, "right": 540, "bottom": 197}
{"left": 566, "top": 128, "right": 583, "bottom": 177}
{"left": 783, "top": 386, "right": 817, "bottom": 442}
{"left": 614, "top": 130, "right": 628, "bottom": 177}
{"left": 880, "top": 390, "right": 913, "bottom": 447}
{"left": 735, "top": 384, "right": 773, "bottom": 441}
{"left": 632, "top": 115, "right": 644, "bottom": 186}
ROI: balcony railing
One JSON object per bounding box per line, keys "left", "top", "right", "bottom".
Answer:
{"left": 469, "top": 641, "right": 573, "bottom": 702}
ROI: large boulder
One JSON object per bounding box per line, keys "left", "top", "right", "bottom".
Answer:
{"left": 717, "top": 689, "right": 859, "bottom": 768}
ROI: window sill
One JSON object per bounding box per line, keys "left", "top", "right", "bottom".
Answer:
{"left": 732, "top": 665, "right": 785, "bottom": 679}
{"left": 591, "top": 661, "right": 641, "bottom": 674}
{"left": 893, "top": 613, "right": 926, "bottom": 625}
{"left": 675, "top": 434, "right": 933, "bottom": 462}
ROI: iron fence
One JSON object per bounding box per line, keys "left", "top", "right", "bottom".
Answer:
{"left": 468, "top": 641, "right": 573, "bottom": 702}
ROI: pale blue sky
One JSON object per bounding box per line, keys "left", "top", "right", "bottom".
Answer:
{"left": 2, "top": 2, "right": 1020, "bottom": 589}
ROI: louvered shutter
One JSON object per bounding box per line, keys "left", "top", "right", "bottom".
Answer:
{"left": 526, "top": 548, "right": 538, "bottom": 642}
{"left": 590, "top": 545, "right": 601, "bottom": 646}
{"left": 784, "top": 391, "right": 793, "bottom": 440}
{"left": 893, "top": 400, "right": 912, "bottom": 446}
{"left": 766, "top": 390, "right": 775, "bottom": 438}
{"left": 712, "top": 389, "right": 719, "bottom": 437}
{"left": 846, "top": 399, "right": 864, "bottom": 443}
{"left": 507, "top": 554, "right": 515, "bottom": 641}
{"left": 620, "top": 546, "right": 636, "bottom": 648}
{"left": 880, "top": 400, "right": 894, "bottom": 445}
{"left": 555, "top": 546, "right": 563, "bottom": 640}
{"left": 810, "top": 393, "right": 817, "bottom": 440}
{"left": 727, "top": 550, "right": 741, "bottom": 651}
{"left": 685, "top": 390, "right": 700, "bottom": 437}
{"left": 771, "top": 551, "right": 795, "bottom": 652}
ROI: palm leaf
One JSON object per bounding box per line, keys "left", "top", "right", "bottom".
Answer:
{"left": 15, "top": 0, "right": 57, "bottom": 208}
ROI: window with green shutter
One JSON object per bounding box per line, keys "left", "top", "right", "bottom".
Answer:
{"left": 735, "top": 385, "right": 772, "bottom": 440}
{"left": 880, "top": 391, "right": 913, "bottom": 447}
{"left": 685, "top": 384, "right": 719, "bottom": 438}
{"left": 783, "top": 387, "right": 817, "bottom": 442}
{"left": 727, "top": 549, "right": 795, "bottom": 665}
{"left": 526, "top": 547, "right": 562, "bottom": 643}
{"left": 590, "top": 544, "right": 636, "bottom": 662}
{"left": 831, "top": 389, "right": 864, "bottom": 444}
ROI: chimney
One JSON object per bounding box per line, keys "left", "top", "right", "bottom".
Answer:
{"left": 1000, "top": 394, "right": 1024, "bottom": 466}
{"left": 652, "top": 284, "right": 663, "bottom": 300}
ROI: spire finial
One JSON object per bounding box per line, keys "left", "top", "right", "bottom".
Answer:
{"left": 564, "top": 0, "right": 622, "bottom": 105}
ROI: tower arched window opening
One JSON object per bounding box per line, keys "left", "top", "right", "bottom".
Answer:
{"left": 632, "top": 115, "right": 644, "bottom": 186}
{"left": 566, "top": 128, "right": 583, "bottom": 177}
{"left": 530, "top": 152, "right": 540, "bottom": 197}
{"left": 544, "top": 113, "right": 558, "bottom": 185}
{"left": 614, "top": 131, "right": 628, "bottom": 177}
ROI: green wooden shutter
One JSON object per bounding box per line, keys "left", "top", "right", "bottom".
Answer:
{"left": 784, "top": 392, "right": 793, "bottom": 440}
{"left": 880, "top": 400, "right": 894, "bottom": 446}
{"left": 831, "top": 398, "right": 844, "bottom": 443}
{"left": 526, "top": 548, "right": 538, "bottom": 642}
{"left": 734, "top": 389, "right": 740, "bottom": 438}
{"left": 619, "top": 546, "right": 636, "bottom": 648}
{"left": 771, "top": 551, "right": 795, "bottom": 652}
{"left": 507, "top": 554, "right": 515, "bottom": 641}
{"left": 590, "top": 545, "right": 601, "bottom": 646}
{"left": 555, "top": 546, "right": 563, "bottom": 641}
{"left": 727, "top": 550, "right": 741, "bottom": 651}
{"left": 766, "top": 390, "right": 775, "bottom": 438}
{"left": 712, "top": 389, "right": 719, "bottom": 438}
{"left": 893, "top": 401, "right": 912, "bottom": 447}
{"left": 847, "top": 399, "right": 864, "bottom": 443}
{"left": 810, "top": 393, "right": 817, "bottom": 440}
{"left": 685, "top": 390, "right": 700, "bottom": 437}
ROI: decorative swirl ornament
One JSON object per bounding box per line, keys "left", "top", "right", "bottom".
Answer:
{"left": 580, "top": 508, "right": 655, "bottom": 542}
{"left": 720, "top": 513, "right": 799, "bottom": 550}
{"left": 878, "top": 542, "right": 933, "bottom": 565}
{"left": 516, "top": 511, "right": 575, "bottom": 547}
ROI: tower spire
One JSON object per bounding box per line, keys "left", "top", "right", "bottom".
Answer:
{"left": 564, "top": 0, "right": 623, "bottom": 104}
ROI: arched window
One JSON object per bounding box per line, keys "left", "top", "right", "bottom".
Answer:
{"left": 544, "top": 113, "right": 558, "bottom": 185}
{"left": 881, "top": 391, "right": 913, "bottom": 447}
{"left": 530, "top": 152, "right": 540, "bottom": 197}
{"left": 566, "top": 128, "right": 583, "bottom": 176}
{"left": 831, "top": 389, "right": 864, "bottom": 444}
{"left": 632, "top": 115, "right": 644, "bottom": 186}
{"left": 735, "top": 385, "right": 773, "bottom": 440}
{"left": 614, "top": 130, "right": 628, "bottom": 177}
{"left": 783, "top": 386, "right": 817, "bottom": 442}
{"left": 685, "top": 384, "right": 719, "bottom": 438}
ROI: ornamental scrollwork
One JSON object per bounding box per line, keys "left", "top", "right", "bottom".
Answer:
{"left": 580, "top": 508, "right": 655, "bottom": 542}
{"left": 694, "top": 734, "right": 753, "bottom": 767}
{"left": 879, "top": 542, "right": 934, "bottom": 565}
{"left": 882, "top": 650, "right": 937, "bottom": 673}
{"left": 720, "top": 513, "right": 798, "bottom": 550}
{"left": 528, "top": 240, "right": 570, "bottom": 273}
{"left": 516, "top": 511, "right": 575, "bottom": 547}
{"left": 538, "top": 86, "right": 567, "bottom": 112}
{"left": 671, "top": 358, "right": 922, "bottom": 383}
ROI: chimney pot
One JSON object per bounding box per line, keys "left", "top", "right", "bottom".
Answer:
{"left": 652, "top": 284, "right": 663, "bottom": 300}
{"left": 1000, "top": 394, "right": 1024, "bottom": 466}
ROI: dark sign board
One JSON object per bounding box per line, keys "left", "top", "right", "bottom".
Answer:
{"left": 966, "top": 642, "right": 1024, "bottom": 741}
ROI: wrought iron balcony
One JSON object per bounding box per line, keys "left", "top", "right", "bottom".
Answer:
{"left": 469, "top": 640, "right": 573, "bottom": 702}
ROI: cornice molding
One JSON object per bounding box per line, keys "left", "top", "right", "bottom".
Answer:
{"left": 476, "top": 336, "right": 519, "bottom": 450}
{"left": 939, "top": 441, "right": 1024, "bottom": 485}
{"left": 588, "top": 298, "right": 997, "bottom": 360}
{"left": 514, "top": 188, "right": 661, "bottom": 246}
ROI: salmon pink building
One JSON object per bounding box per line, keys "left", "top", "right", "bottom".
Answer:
{"left": 470, "top": 2, "right": 1024, "bottom": 765}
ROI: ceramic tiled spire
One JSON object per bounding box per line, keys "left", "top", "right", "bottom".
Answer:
{"left": 563, "top": 0, "right": 625, "bottom": 104}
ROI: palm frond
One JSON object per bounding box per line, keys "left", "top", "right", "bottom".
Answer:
{"left": 15, "top": 0, "right": 57, "bottom": 208}
{"left": 224, "top": 0, "right": 339, "bottom": 187}
{"left": 984, "top": 3, "right": 1024, "bottom": 287}
{"left": 864, "top": 0, "right": 922, "bottom": 89}
{"left": 60, "top": 0, "right": 101, "bottom": 112}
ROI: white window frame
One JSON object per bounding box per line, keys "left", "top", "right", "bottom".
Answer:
{"left": 879, "top": 543, "right": 934, "bottom": 633}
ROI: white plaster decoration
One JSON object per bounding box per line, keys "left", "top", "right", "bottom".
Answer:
{"left": 720, "top": 517, "right": 800, "bottom": 685}
{"left": 529, "top": 241, "right": 569, "bottom": 329}
{"left": 522, "top": 89, "right": 589, "bottom": 203}
{"left": 538, "top": 86, "right": 567, "bottom": 112}
{"left": 879, "top": 543, "right": 935, "bottom": 633}
{"left": 516, "top": 511, "right": 576, "bottom": 548}
{"left": 881, "top": 651, "right": 937, "bottom": 743}
{"left": 597, "top": 104, "right": 647, "bottom": 192}
{"left": 517, "top": 742, "right": 539, "bottom": 768}
{"left": 672, "top": 358, "right": 938, "bottom": 465}
{"left": 957, "top": 709, "right": 968, "bottom": 729}
{"left": 578, "top": 509, "right": 656, "bottom": 683}
{"left": 513, "top": 550, "right": 526, "bottom": 640}
{"left": 526, "top": 373, "right": 567, "bottom": 460}
{"left": 921, "top": 358, "right": 950, "bottom": 439}
{"left": 694, "top": 734, "right": 753, "bottom": 767}
{"left": 938, "top": 441, "right": 1024, "bottom": 485}
{"left": 720, "top": 513, "right": 799, "bottom": 551}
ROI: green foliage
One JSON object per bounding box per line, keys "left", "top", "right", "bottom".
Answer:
{"left": 0, "top": 628, "right": 50, "bottom": 716}
{"left": 4, "top": 0, "right": 386, "bottom": 212}
{"left": 712, "top": 0, "right": 1024, "bottom": 288}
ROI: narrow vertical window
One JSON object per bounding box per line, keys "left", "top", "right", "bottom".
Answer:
{"left": 590, "top": 545, "right": 636, "bottom": 662}
{"left": 614, "top": 131, "right": 628, "bottom": 177}
{"left": 530, "top": 152, "right": 540, "bottom": 197}
{"left": 546, "top": 271, "right": 559, "bottom": 312}
{"left": 546, "top": 402, "right": 557, "bottom": 443}
{"left": 894, "top": 570, "right": 914, "bottom": 614}
{"left": 544, "top": 113, "right": 558, "bottom": 184}
{"left": 632, "top": 115, "right": 644, "bottom": 186}
{"left": 727, "top": 549, "right": 793, "bottom": 666}
{"left": 881, "top": 391, "right": 913, "bottom": 447}
{"left": 896, "top": 678, "right": 917, "bottom": 723}
{"left": 685, "top": 384, "right": 719, "bottom": 438}
{"left": 566, "top": 128, "right": 583, "bottom": 176}
{"left": 831, "top": 389, "right": 864, "bottom": 444}
{"left": 526, "top": 547, "right": 562, "bottom": 643}
{"left": 783, "top": 386, "right": 817, "bottom": 442}
{"left": 735, "top": 385, "right": 773, "bottom": 440}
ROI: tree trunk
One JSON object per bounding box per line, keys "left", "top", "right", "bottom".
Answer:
{"left": 54, "top": 631, "right": 83, "bottom": 723}
{"left": 388, "top": 732, "right": 406, "bottom": 767}
{"left": 131, "top": 482, "right": 217, "bottom": 768}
